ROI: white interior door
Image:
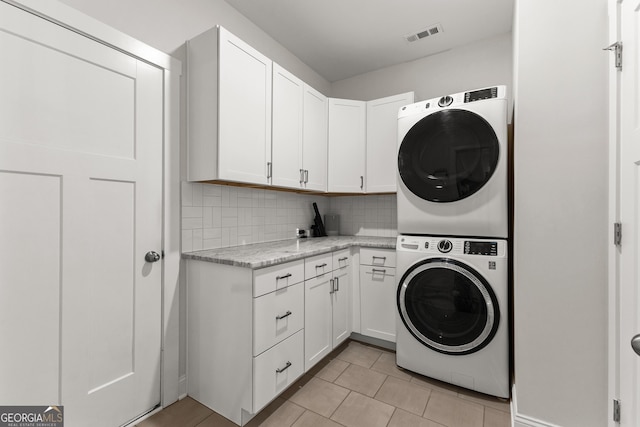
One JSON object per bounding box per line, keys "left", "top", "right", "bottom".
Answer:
{"left": 0, "top": 3, "right": 162, "bottom": 427}
{"left": 617, "top": 0, "right": 640, "bottom": 425}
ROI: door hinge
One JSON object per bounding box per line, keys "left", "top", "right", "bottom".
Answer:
{"left": 613, "top": 399, "right": 621, "bottom": 423}
{"left": 604, "top": 42, "right": 623, "bottom": 71}
{"left": 614, "top": 222, "right": 622, "bottom": 246}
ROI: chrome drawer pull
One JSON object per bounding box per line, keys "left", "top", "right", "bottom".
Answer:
{"left": 276, "top": 273, "right": 292, "bottom": 280}
{"left": 276, "top": 361, "right": 292, "bottom": 373}
{"left": 329, "top": 278, "right": 335, "bottom": 294}
{"left": 372, "top": 268, "right": 387, "bottom": 274}
{"left": 372, "top": 256, "right": 387, "bottom": 261}
{"left": 316, "top": 263, "right": 327, "bottom": 268}
{"left": 338, "top": 257, "right": 348, "bottom": 262}
{"left": 335, "top": 277, "right": 339, "bottom": 292}
{"left": 276, "top": 310, "right": 292, "bottom": 320}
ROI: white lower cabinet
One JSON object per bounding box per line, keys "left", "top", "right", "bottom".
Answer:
{"left": 359, "top": 248, "right": 397, "bottom": 342}
{"left": 188, "top": 249, "right": 354, "bottom": 425}
{"left": 304, "top": 249, "right": 352, "bottom": 371}
{"left": 187, "top": 259, "right": 304, "bottom": 425}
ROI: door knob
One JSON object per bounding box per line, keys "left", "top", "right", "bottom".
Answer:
{"left": 145, "top": 251, "right": 161, "bottom": 263}
{"left": 632, "top": 334, "right": 640, "bottom": 356}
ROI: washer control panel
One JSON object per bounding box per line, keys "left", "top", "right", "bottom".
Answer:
{"left": 464, "top": 241, "right": 498, "bottom": 256}
{"left": 464, "top": 86, "right": 498, "bottom": 103}
{"left": 437, "top": 239, "right": 453, "bottom": 253}
{"left": 397, "top": 236, "right": 506, "bottom": 258}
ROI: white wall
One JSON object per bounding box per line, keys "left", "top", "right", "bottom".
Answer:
{"left": 58, "top": 0, "right": 330, "bottom": 94}
{"left": 330, "top": 33, "right": 513, "bottom": 114}
{"left": 512, "top": 0, "right": 608, "bottom": 426}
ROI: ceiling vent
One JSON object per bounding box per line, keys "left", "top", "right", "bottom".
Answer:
{"left": 404, "top": 23, "right": 444, "bottom": 43}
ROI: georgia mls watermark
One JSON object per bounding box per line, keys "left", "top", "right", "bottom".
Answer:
{"left": 0, "top": 406, "right": 63, "bottom": 427}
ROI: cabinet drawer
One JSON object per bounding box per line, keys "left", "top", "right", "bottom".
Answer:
{"left": 253, "top": 329, "right": 304, "bottom": 413}
{"left": 360, "top": 248, "right": 396, "bottom": 267}
{"left": 253, "top": 282, "right": 304, "bottom": 356}
{"left": 304, "top": 253, "right": 333, "bottom": 279}
{"left": 254, "top": 259, "right": 304, "bottom": 297}
{"left": 332, "top": 249, "right": 351, "bottom": 271}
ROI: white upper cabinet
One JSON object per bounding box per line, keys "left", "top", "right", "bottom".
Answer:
{"left": 302, "top": 85, "right": 328, "bottom": 192}
{"left": 271, "top": 64, "right": 328, "bottom": 192}
{"left": 366, "top": 92, "right": 415, "bottom": 193}
{"left": 328, "top": 98, "right": 367, "bottom": 193}
{"left": 187, "top": 26, "right": 272, "bottom": 184}
{"left": 271, "top": 63, "right": 304, "bottom": 189}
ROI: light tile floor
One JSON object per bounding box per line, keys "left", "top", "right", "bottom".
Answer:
{"left": 137, "top": 340, "right": 510, "bottom": 427}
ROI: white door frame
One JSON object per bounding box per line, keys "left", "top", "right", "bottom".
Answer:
{"left": 608, "top": 0, "right": 621, "bottom": 426}
{"left": 3, "top": 0, "right": 182, "bottom": 410}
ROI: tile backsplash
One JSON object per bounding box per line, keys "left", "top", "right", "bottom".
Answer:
{"left": 181, "top": 182, "right": 397, "bottom": 252}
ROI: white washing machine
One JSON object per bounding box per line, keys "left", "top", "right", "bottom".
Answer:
{"left": 397, "top": 86, "right": 508, "bottom": 238}
{"left": 395, "top": 235, "right": 509, "bottom": 398}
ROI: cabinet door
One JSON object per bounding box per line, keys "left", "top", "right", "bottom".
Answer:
{"left": 332, "top": 266, "right": 351, "bottom": 347}
{"left": 304, "top": 274, "right": 333, "bottom": 371}
{"left": 302, "top": 85, "right": 328, "bottom": 191}
{"left": 360, "top": 266, "right": 396, "bottom": 342}
{"left": 218, "top": 27, "right": 272, "bottom": 185}
{"left": 272, "top": 63, "right": 304, "bottom": 189}
{"left": 366, "top": 92, "right": 414, "bottom": 193}
{"left": 328, "top": 98, "right": 366, "bottom": 193}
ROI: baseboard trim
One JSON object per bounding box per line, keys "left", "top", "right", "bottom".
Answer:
{"left": 349, "top": 332, "right": 396, "bottom": 351}
{"left": 511, "top": 383, "right": 562, "bottom": 427}
{"left": 514, "top": 414, "right": 562, "bottom": 427}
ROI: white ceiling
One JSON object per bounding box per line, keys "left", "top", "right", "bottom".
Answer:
{"left": 224, "top": 0, "right": 514, "bottom": 82}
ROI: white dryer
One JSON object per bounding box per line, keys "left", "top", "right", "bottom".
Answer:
{"left": 397, "top": 86, "right": 508, "bottom": 238}
{"left": 395, "top": 235, "right": 509, "bottom": 398}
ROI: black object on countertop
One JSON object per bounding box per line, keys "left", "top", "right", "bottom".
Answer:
{"left": 312, "top": 202, "right": 327, "bottom": 237}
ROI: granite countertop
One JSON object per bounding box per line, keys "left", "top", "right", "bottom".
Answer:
{"left": 182, "top": 236, "right": 396, "bottom": 269}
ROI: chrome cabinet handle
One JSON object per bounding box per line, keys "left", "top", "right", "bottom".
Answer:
{"left": 335, "top": 277, "right": 339, "bottom": 292}
{"left": 316, "top": 263, "right": 327, "bottom": 269}
{"left": 276, "top": 361, "right": 292, "bottom": 373}
{"left": 300, "top": 169, "right": 304, "bottom": 184}
{"left": 372, "top": 268, "right": 387, "bottom": 274}
{"left": 145, "top": 251, "right": 161, "bottom": 263}
{"left": 276, "top": 273, "right": 292, "bottom": 280}
{"left": 304, "top": 169, "right": 309, "bottom": 184}
{"left": 372, "top": 256, "right": 387, "bottom": 261}
{"left": 267, "top": 162, "right": 272, "bottom": 179}
{"left": 276, "top": 310, "right": 292, "bottom": 320}
{"left": 360, "top": 175, "right": 364, "bottom": 190}
{"left": 329, "top": 278, "right": 335, "bottom": 294}
{"left": 338, "top": 257, "right": 348, "bottom": 262}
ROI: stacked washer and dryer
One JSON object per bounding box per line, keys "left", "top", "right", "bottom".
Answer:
{"left": 395, "top": 86, "right": 510, "bottom": 398}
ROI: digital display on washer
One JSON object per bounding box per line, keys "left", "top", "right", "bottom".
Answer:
{"left": 464, "top": 87, "right": 498, "bottom": 103}
{"left": 464, "top": 241, "right": 498, "bottom": 256}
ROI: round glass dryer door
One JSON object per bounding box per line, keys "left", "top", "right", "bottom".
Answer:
{"left": 397, "top": 258, "right": 500, "bottom": 355}
{"left": 398, "top": 109, "right": 499, "bottom": 202}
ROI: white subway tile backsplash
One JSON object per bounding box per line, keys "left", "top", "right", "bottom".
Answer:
{"left": 182, "top": 182, "right": 193, "bottom": 207}
{"left": 180, "top": 183, "right": 397, "bottom": 251}
{"left": 192, "top": 184, "right": 203, "bottom": 207}
{"left": 182, "top": 217, "right": 203, "bottom": 230}
{"left": 182, "top": 206, "right": 202, "bottom": 218}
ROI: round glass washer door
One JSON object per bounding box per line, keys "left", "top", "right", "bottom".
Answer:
{"left": 398, "top": 109, "right": 500, "bottom": 203}
{"left": 397, "top": 257, "right": 500, "bottom": 355}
